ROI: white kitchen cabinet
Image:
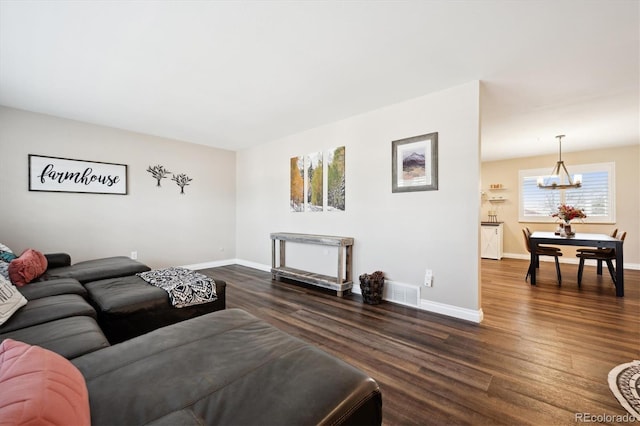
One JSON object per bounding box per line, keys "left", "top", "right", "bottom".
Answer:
{"left": 481, "top": 223, "right": 503, "bottom": 260}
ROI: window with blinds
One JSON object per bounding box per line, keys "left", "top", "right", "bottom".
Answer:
{"left": 519, "top": 162, "right": 615, "bottom": 223}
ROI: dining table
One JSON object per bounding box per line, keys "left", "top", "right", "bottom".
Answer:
{"left": 528, "top": 231, "right": 625, "bottom": 296}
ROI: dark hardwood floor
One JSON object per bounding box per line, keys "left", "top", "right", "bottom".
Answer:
{"left": 201, "top": 259, "right": 639, "bottom": 425}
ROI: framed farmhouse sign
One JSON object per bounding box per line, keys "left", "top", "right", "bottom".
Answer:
{"left": 28, "top": 154, "right": 128, "bottom": 195}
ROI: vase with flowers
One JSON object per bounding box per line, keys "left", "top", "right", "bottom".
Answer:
{"left": 552, "top": 204, "right": 586, "bottom": 236}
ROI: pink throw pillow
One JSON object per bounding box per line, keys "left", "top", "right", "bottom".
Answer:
{"left": 0, "top": 339, "right": 90, "bottom": 425}
{"left": 8, "top": 249, "right": 48, "bottom": 286}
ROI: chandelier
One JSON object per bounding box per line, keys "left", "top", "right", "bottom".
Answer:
{"left": 537, "top": 135, "right": 582, "bottom": 190}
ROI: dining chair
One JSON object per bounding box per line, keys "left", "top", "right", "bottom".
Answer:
{"left": 576, "top": 231, "right": 626, "bottom": 287}
{"left": 524, "top": 227, "right": 559, "bottom": 251}
{"left": 522, "top": 229, "right": 563, "bottom": 284}
{"left": 576, "top": 228, "right": 617, "bottom": 275}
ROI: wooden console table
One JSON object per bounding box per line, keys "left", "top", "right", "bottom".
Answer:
{"left": 270, "top": 232, "right": 354, "bottom": 297}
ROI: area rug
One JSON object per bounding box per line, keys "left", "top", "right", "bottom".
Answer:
{"left": 608, "top": 360, "right": 640, "bottom": 421}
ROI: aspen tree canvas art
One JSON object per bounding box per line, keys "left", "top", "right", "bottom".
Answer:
{"left": 306, "top": 152, "right": 323, "bottom": 211}
{"left": 290, "top": 156, "right": 304, "bottom": 212}
{"left": 327, "top": 146, "right": 345, "bottom": 211}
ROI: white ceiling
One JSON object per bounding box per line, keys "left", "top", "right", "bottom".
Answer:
{"left": 1, "top": 1, "right": 638, "bottom": 161}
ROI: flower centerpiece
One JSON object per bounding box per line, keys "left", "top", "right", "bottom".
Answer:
{"left": 552, "top": 204, "right": 586, "bottom": 235}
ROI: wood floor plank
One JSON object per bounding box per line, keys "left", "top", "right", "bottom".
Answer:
{"left": 201, "top": 258, "right": 639, "bottom": 425}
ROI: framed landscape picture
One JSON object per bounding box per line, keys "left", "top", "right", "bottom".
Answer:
{"left": 391, "top": 132, "right": 438, "bottom": 193}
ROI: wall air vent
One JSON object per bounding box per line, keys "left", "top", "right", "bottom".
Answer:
{"left": 384, "top": 281, "right": 420, "bottom": 307}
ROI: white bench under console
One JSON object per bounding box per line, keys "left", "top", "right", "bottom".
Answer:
{"left": 270, "top": 232, "right": 354, "bottom": 297}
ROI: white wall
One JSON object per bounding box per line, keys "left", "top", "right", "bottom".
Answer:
{"left": 236, "top": 82, "right": 482, "bottom": 316}
{"left": 0, "top": 107, "right": 236, "bottom": 268}
{"left": 1, "top": 81, "right": 482, "bottom": 320}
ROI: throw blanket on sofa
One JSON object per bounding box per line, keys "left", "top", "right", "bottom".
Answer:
{"left": 136, "top": 267, "right": 217, "bottom": 308}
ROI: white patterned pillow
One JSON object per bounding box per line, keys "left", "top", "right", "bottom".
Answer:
{"left": 0, "top": 243, "right": 12, "bottom": 253}
{"left": 0, "top": 262, "right": 9, "bottom": 281}
{"left": 0, "top": 275, "right": 27, "bottom": 326}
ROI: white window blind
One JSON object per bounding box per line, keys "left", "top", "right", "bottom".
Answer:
{"left": 519, "top": 162, "right": 615, "bottom": 223}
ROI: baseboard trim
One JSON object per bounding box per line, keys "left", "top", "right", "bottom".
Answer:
{"left": 233, "top": 259, "right": 271, "bottom": 272}
{"left": 181, "top": 259, "right": 236, "bottom": 270}
{"left": 351, "top": 280, "right": 421, "bottom": 309}
{"left": 502, "top": 252, "right": 640, "bottom": 271}
{"left": 419, "top": 299, "right": 484, "bottom": 323}
{"left": 355, "top": 280, "right": 483, "bottom": 323}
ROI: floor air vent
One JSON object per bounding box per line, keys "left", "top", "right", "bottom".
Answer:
{"left": 385, "top": 281, "right": 420, "bottom": 307}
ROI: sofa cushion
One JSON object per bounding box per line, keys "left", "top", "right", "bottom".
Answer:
{"left": 0, "top": 339, "right": 90, "bottom": 425}
{"left": 72, "top": 309, "right": 381, "bottom": 426}
{"left": 0, "top": 294, "right": 96, "bottom": 334}
{"left": 86, "top": 275, "right": 172, "bottom": 314}
{"left": 18, "top": 278, "right": 87, "bottom": 301}
{"left": 0, "top": 276, "right": 27, "bottom": 326}
{"left": 43, "top": 256, "right": 150, "bottom": 283}
{"left": 9, "top": 249, "right": 48, "bottom": 286}
{"left": 43, "top": 252, "right": 71, "bottom": 269}
{"left": 0, "top": 316, "right": 110, "bottom": 360}
{"left": 85, "top": 275, "right": 226, "bottom": 343}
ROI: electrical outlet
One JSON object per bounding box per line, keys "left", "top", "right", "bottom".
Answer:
{"left": 130, "top": 251, "right": 138, "bottom": 260}
{"left": 424, "top": 269, "right": 433, "bottom": 287}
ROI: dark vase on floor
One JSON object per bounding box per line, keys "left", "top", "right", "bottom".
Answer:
{"left": 359, "top": 271, "right": 385, "bottom": 304}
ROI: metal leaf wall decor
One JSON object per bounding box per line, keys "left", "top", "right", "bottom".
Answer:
{"left": 146, "top": 165, "right": 171, "bottom": 187}
{"left": 146, "top": 164, "right": 193, "bottom": 194}
{"left": 172, "top": 173, "right": 193, "bottom": 194}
